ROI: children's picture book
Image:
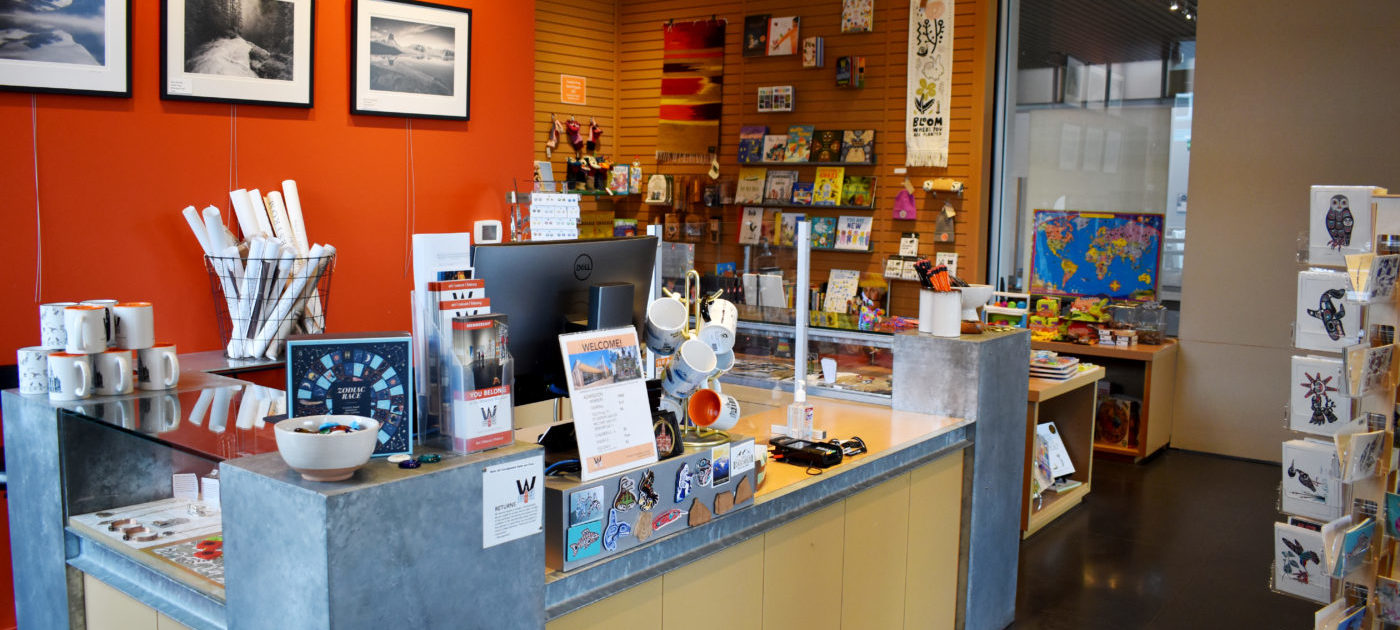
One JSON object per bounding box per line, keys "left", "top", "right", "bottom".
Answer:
{"left": 791, "top": 182, "right": 815, "bottom": 205}
{"left": 743, "top": 14, "right": 769, "bottom": 57}
{"left": 841, "top": 129, "right": 876, "bottom": 163}
{"left": 734, "top": 167, "right": 767, "bottom": 205}
{"left": 609, "top": 165, "right": 630, "bottom": 194}
{"left": 813, "top": 167, "right": 846, "bottom": 206}
{"left": 761, "top": 208, "right": 782, "bottom": 244}
{"left": 1289, "top": 355, "right": 1354, "bottom": 436}
{"left": 801, "top": 36, "right": 824, "bottom": 68}
{"left": 812, "top": 130, "right": 844, "bottom": 162}
{"left": 1282, "top": 438, "right": 1343, "bottom": 521}
{"left": 1273, "top": 521, "right": 1330, "bottom": 604}
{"left": 785, "top": 125, "right": 815, "bottom": 162}
{"left": 767, "top": 16, "right": 799, "bottom": 56}
{"left": 841, "top": 0, "right": 874, "bottom": 33}
{"left": 613, "top": 218, "right": 637, "bottom": 237}
{"left": 841, "top": 175, "right": 876, "bottom": 208}
{"left": 1296, "top": 270, "right": 1361, "bottom": 352}
{"left": 764, "top": 170, "right": 799, "bottom": 202}
{"left": 884, "top": 257, "right": 906, "bottom": 280}
{"left": 737, "top": 125, "right": 768, "bottom": 163}
{"left": 761, "top": 135, "right": 788, "bottom": 162}
{"left": 770, "top": 86, "right": 794, "bottom": 112}
{"left": 823, "top": 269, "right": 861, "bottom": 313}
{"left": 835, "top": 215, "right": 873, "bottom": 251}
{"left": 716, "top": 262, "right": 737, "bottom": 277}
{"left": 779, "top": 212, "right": 803, "bottom": 247}
{"left": 836, "top": 56, "right": 866, "bottom": 88}
{"left": 812, "top": 216, "right": 836, "bottom": 249}
{"left": 738, "top": 207, "right": 763, "bottom": 245}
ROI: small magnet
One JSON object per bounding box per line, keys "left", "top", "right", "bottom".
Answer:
{"left": 675, "top": 463, "right": 693, "bottom": 502}
{"left": 417, "top": 453, "right": 442, "bottom": 464}
{"left": 602, "top": 508, "right": 633, "bottom": 551}
{"left": 614, "top": 476, "right": 638, "bottom": 511}
{"left": 638, "top": 470, "right": 659, "bottom": 511}
{"left": 652, "top": 508, "right": 687, "bottom": 531}
{"left": 696, "top": 458, "right": 713, "bottom": 487}
{"left": 398, "top": 459, "right": 422, "bottom": 469}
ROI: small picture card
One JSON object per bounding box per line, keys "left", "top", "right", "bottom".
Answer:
{"left": 899, "top": 233, "right": 920, "bottom": 257}
{"left": 1296, "top": 270, "right": 1362, "bottom": 352}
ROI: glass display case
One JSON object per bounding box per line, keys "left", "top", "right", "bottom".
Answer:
{"left": 723, "top": 320, "right": 893, "bottom": 404}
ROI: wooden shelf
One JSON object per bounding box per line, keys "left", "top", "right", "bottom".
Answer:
{"left": 1092, "top": 442, "right": 1141, "bottom": 456}
{"left": 1027, "top": 366, "right": 1106, "bottom": 402}
{"left": 746, "top": 243, "right": 874, "bottom": 254}
{"left": 1024, "top": 483, "right": 1091, "bottom": 538}
{"left": 739, "top": 161, "right": 877, "bottom": 167}
{"left": 1031, "top": 338, "right": 1177, "bottom": 362}
{"left": 732, "top": 201, "right": 876, "bottom": 211}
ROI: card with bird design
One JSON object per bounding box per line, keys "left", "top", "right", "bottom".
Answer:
{"left": 1282, "top": 439, "right": 1344, "bottom": 521}
{"left": 1274, "top": 521, "right": 1330, "bottom": 603}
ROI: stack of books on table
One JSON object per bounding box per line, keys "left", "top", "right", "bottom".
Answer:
{"left": 1030, "top": 352, "right": 1079, "bottom": 380}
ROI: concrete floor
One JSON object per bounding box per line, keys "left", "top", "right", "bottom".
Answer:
{"left": 1010, "top": 449, "right": 1317, "bottom": 629}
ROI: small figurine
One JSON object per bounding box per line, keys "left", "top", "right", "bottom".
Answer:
{"left": 545, "top": 113, "right": 562, "bottom": 159}
{"left": 587, "top": 117, "right": 603, "bottom": 153}
{"left": 566, "top": 116, "right": 584, "bottom": 155}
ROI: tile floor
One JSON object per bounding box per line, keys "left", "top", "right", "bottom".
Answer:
{"left": 1010, "top": 449, "right": 1317, "bottom": 629}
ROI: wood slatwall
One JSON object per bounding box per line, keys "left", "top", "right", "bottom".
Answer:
{"left": 536, "top": 0, "right": 996, "bottom": 317}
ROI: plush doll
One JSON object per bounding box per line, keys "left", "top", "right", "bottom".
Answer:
{"left": 566, "top": 117, "right": 584, "bottom": 155}
{"left": 587, "top": 117, "right": 604, "bottom": 153}
{"left": 545, "top": 113, "right": 561, "bottom": 158}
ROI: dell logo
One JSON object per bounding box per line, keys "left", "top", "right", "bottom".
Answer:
{"left": 574, "top": 254, "right": 593, "bottom": 281}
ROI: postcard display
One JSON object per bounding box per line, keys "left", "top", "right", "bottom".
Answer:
{"left": 1274, "top": 185, "right": 1400, "bottom": 627}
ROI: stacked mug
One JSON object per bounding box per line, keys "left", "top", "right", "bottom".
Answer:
{"left": 19, "top": 301, "right": 179, "bottom": 402}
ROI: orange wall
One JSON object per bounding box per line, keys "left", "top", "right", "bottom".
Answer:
{"left": 0, "top": 0, "right": 535, "bottom": 360}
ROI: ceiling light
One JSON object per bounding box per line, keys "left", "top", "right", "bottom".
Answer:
{"left": 1184, "top": 11, "right": 1193, "bottom": 20}
{"left": 1169, "top": 2, "right": 1179, "bottom": 10}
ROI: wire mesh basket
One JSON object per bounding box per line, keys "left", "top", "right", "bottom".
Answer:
{"left": 205, "top": 253, "right": 335, "bottom": 359}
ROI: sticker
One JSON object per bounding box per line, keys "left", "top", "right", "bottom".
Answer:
{"left": 652, "top": 508, "right": 687, "bottom": 531}
{"left": 570, "top": 486, "right": 605, "bottom": 526}
{"left": 638, "top": 470, "right": 659, "bottom": 511}
{"left": 696, "top": 458, "right": 713, "bottom": 487}
{"left": 635, "top": 510, "right": 653, "bottom": 541}
{"left": 675, "top": 463, "right": 693, "bottom": 502}
{"left": 566, "top": 521, "right": 603, "bottom": 561}
{"left": 711, "top": 445, "right": 731, "bottom": 487}
{"left": 614, "top": 476, "right": 638, "bottom": 512}
{"left": 688, "top": 498, "right": 712, "bottom": 526}
{"left": 602, "top": 508, "right": 632, "bottom": 551}
{"left": 731, "top": 440, "right": 756, "bottom": 475}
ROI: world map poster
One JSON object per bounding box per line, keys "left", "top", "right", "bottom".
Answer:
{"left": 1030, "top": 210, "right": 1163, "bottom": 301}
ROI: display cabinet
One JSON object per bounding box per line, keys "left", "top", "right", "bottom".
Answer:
{"left": 723, "top": 320, "right": 893, "bottom": 405}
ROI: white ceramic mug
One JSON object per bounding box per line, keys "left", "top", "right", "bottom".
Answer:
{"left": 63, "top": 304, "right": 106, "bottom": 354}
{"left": 139, "top": 393, "right": 182, "bottom": 433}
{"left": 137, "top": 343, "right": 180, "bottom": 391}
{"left": 93, "top": 349, "right": 134, "bottom": 396}
{"left": 113, "top": 301, "right": 155, "bottom": 350}
{"left": 16, "top": 346, "right": 49, "bottom": 395}
{"left": 687, "top": 387, "right": 742, "bottom": 431}
{"left": 644, "top": 297, "right": 688, "bottom": 356}
{"left": 711, "top": 349, "right": 735, "bottom": 375}
{"left": 47, "top": 352, "right": 91, "bottom": 402}
{"left": 662, "top": 339, "right": 717, "bottom": 399}
{"left": 698, "top": 298, "right": 739, "bottom": 354}
{"left": 39, "top": 301, "right": 76, "bottom": 348}
{"left": 81, "top": 299, "right": 119, "bottom": 348}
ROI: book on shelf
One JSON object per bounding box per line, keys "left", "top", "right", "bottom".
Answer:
{"left": 811, "top": 216, "right": 836, "bottom": 249}
{"left": 835, "top": 56, "right": 865, "bottom": 88}
{"left": 737, "top": 125, "right": 768, "bottom": 163}
{"left": 834, "top": 215, "right": 872, "bottom": 251}
{"left": 761, "top": 135, "right": 788, "bottom": 162}
{"left": 801, "top": 36, "right": 823, "bottom": 68}
{"left": 785, "top": 125, "right": 815, "bottom": 162}
{"left": 823, "top": 269, "right": 861, "bottom": 313}
{"left": 841, "top": 175, "right": 876, "bottom": 208}
{"left": 743, "top": 14, "right": 769, "bottom": 57}
{"left": 764, "top": 169, "right": 799, "bottom": 203}
{"left": 779, "top": 212, "right": 803, "bottom": 247}
{"left": 761, "top": 208, "right": 782, "bottom": 244}
{"left": 883, "top": 256, "right": 908, "bottom": 279}
{"left": 735, "top": 167, "right": 767, "bottom": 204}
{"left": 812, "top": 166, "right": 846, "bottom": 206}
{"left": 812, "top": 129, "right": 844, "bottom": 162}
{"left": 738, "top": 207, "right": 763, "bottom": 245}
{"left": 1035, "top": 422, "right": 1075, "bottom": 477}
{"left": 841, "top": 129, "right": 875, "bottom": 164}
{"left": 791, "top": 182, "right": 815, "bottom": 205}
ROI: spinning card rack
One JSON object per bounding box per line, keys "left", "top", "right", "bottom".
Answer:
{"left": 1273, "top": 186, "right": 1400, "bottom": 627}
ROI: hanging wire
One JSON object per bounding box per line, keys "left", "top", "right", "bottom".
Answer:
{"left": 228, "top": 105, "right": 240, "bottom": 209}
{"left": 31, "top": 94, "right": 42, "bottom": 301}
{"left": 404, "top": 119, "right": 417, "bottom": 276}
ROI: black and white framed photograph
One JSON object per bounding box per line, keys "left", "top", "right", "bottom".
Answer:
{"left": 352, "top": 0, "right": 470, "bottom": 120}
{"left": 161, "top": 0, "right": 315, "bottom": 106}
{"left": 0, "top": 0, "right": 131, "bottom": 97}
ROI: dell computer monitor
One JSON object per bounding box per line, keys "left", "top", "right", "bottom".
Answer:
{"left": 473, "top": 236, "right": 658, "bottom": 405}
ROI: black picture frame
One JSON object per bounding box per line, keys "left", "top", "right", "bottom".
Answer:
{"left": 160, "top": 0, "right": 316, "bottom": 107}
{"left": 351, "top": 0, "right": 472, "bottom": 121}
{"left": 0, "top": 0, "right": 132, "bottom": 97}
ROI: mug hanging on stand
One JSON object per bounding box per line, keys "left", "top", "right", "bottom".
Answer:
{"left": 64, "top": 304, "right": 106, "bottom": 355}
{"left": 644, "top": 297, "right": 689, "bottom": 357}
{"left": 661, "top": 339, "right": 716, "bottom": 400}
{"left": 687, "top": 388, "right": 742, "bottom": 431}
{"left": 697, "top": 298, "right": 738, "bottom": 354}
{"left": 47, "top": 352, "right": 91, "bottom": 402}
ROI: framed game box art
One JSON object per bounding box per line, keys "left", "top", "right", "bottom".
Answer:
{"left": 287, "top": 332, "right": 414, "bottom": 457}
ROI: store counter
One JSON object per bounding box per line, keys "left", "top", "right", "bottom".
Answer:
{"left": 545, "top": 385, "right": 972, "bottom": 630}
{"left": 3, "top": 333, "right": 1026, "bottom": 630}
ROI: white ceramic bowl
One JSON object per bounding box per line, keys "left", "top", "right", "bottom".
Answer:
{"left": 957, "top": 284, "right": 996, "bottom": 321}
{"left": 274, "top": 415, "right": 380, "bottom": 482}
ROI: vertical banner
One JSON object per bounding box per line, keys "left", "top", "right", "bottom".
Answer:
{"left": 657, "top": 19, "right": 726, "bottom": 164}
{"left": 906, "top": 0, "right": 953, "bottom": 167}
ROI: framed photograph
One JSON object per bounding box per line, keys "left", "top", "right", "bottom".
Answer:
{"left": 161, "top": 0, "right": 315, "bottom": 107}
{"left": 351, "top": 0, "right": 471, "bottom": 120}
{"left": 0, "top": 0, "right": 131, "bottom": 97}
